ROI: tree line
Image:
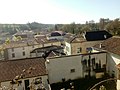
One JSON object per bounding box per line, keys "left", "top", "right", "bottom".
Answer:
{"left": 56, "top": 18, "right": 120, "bottom": 36}
{"left": 0, "top": 18, "right": 120, "bottom": 36}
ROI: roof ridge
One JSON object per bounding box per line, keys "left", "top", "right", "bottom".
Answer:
{"left": 0, "top": 57, "right": 44, "bottom": 63}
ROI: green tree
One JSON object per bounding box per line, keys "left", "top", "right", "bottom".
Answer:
{"left": 5, "top": 38, "right": 10, "bottom": 44}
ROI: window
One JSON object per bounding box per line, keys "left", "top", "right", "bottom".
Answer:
{"left": 23, "top": 52, "right": 25, "bottom": 56}
{"left": 70, "top": 69, "right": 75, "bottom": 73}
{"left": 77, "top": 47, "right": 82, "bottom": 53}
{"left": 12, "top": 53, "right": 15, "bottom": 58}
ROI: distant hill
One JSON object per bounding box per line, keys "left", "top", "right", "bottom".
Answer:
{"left": 0, "top": 22, "right": 54, "bottom": 35}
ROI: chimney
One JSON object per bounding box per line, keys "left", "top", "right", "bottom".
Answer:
{"left": 100, "top": 43, "right": 102, "bottom": 48}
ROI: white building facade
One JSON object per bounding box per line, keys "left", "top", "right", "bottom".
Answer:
{"left": 46, "top": 52, "right": 106, "bottom": 84}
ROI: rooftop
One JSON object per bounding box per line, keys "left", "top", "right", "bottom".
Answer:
{"left": 94, "top": 36, "right": 120, "bottom": 56}
{"left": 2, "top": 39, "right": 39, "bottom": 49}
{"left": 35, "top": 38, "right": 60, "bottom": 44}
{"left": 65, "top": 36, "right": 86, "bottom": 43}
{"left": 85, "top": 30, "right": 112, "bottom": 41}
{"left": 0, "top": 57, "right": 47, "bottom": 82}
{"left": 66, "top": 30, "right": 112, "bottom": 43}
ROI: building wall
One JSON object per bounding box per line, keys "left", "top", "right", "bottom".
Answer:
{"left": 71, "top": 42, "right": 84, "bottom": 54}
{"left": 117, "top": 80, "right": 120, "bottom": 90}
{"left": 1, "top": 75, "right": 48, "bottom": 90}
{"left": 44, "top": 42, "right": 61, "bottom": 47}
{"left": 65, "top": 40, "right": 102, "bottom": 55}
{"left": 64, "top": 42, "right": 71, "bottom": 55}
{"left": 7, "top": 42, "right": 61, "bottom": 60}
{"left": 7, "top": 46, "right": 31, "bottom": 60}
{"left": 4, "top": 41, "right": 61, "bottom": 60}
{"left": 46, "top": 55, "right": 83, "bottom": 84}
{"left": 82, "top": 41, "right": 102, "bottom": 53}
{"left": 106, "top": 53, "right": 120, "bottom": 77}
{"left": 46, "top": 52, "right": 106, "bottom": 84}
{"left": 81, "top": 52, "right": 106, "bottom": 78}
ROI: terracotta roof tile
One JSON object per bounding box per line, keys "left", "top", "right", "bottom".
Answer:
{"left": 0, "top": 57, "right": 47, "bottom": 82}
{"left": 2, "top": 39, "right": 39, "bottom": 49}
{"left": 94, "top": 36, "right": 120, "bottom": 55}
{"left": 66, "top": 36, "right": 86, "bottom": 43}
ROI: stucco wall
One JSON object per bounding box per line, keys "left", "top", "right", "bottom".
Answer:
{"left": 46, "top": 55, "right": 83, "bottom": 84}
{"left": 64, "top": 42, "right": 71, "bottom": 55}
{"left": 1, "top": 75, "right": 48, "bottom": 90}
{"left": 6, "top": 42, "right": 60, "bottom": 60}
{"left": 7, "top": 46, "right": 33, "bottom": 60}
{"left": 117, "top": 80, "right": 120, "bottom": 90}
{"left": 65, "top": 40, "right": 102, "bottom": 55}
{"left": 107, "top": 53, "right": 120, "bottom": 77}
{"left": 46, "top": 52, "right": 106, "bottom": 84}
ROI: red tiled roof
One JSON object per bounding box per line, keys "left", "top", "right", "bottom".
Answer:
{"left": 94, "top": 36, "right": 120, "bottom": 55}
{"left": 66, "top": 36, "right": 86, "bottom": 43}
{"left": 0, "top": 57, "right": 47, "bottom": 82}
{"left": 35, "top": 38, "right": 60, "bottom": 44}
{"left": 2, "top": 39, "right": 39, "bottom": 49}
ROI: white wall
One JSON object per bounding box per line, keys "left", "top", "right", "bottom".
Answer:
{"left": 7, "top": 46, "right": 32, "bottom": 60}
{"left": 7, "top": 44, "right": 43, "bottom": 60}
{"left": 46, "top": 52, "right": 106, "bottom": 84}
{"left": 107, "top": 53, "right": 120, "bottom": 77}
{"left": 46, "top": 55, "right": 83, "bottom": 84}
{"left": 117, "top": 68, "right": 120, "bottom": 90}
{"left": 81, "top": 52, "right": 106, "bottom": 77}
{"left": 117, "top": 80, "right": 120, "bottom": 90}
{"left": 64, "top": 42, "right": 71, "bottom": 55}
{"left": 1, "top": 75, "right": 48, "bottom": 90}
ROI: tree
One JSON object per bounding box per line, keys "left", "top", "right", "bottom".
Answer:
{"left": 105, "top": 18, "right": 120, "bottom": 35}
{"left": 5, "top": 38, "right": 10, "bottom": 44}
{"left": 81, "top": 25, "right": 91, "bottom": 33}
{"left": 55, "top": 24, "right": 58, "bottom": 31}
{"left": 70, "top": 22, "right": 76, "bottom": 34}
{"left": 99, "top": 18, "right": 110, "bottom": 30}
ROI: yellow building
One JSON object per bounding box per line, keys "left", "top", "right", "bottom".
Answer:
{"left": 64, "top": 30, "right": 112, "bottom": 55}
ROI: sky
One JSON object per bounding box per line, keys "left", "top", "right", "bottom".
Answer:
{"left": 0, "top": 0, "right": 120, "bottom": 24}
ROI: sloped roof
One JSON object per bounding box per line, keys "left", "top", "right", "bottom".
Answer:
{"left": 0, "top": 57, "right": 47, "bottom": 82}
{"left": 31, "top": 45, "right": 63, "bottom": 53}
{"left": 35, "top": 38, "right": 60, "bottom": 44}
{"left": 50, "top": 31, "right": 66, "bottom": 36}
{"left": 2, "top": 39, "right": 38, "bottom": 49}
{"left": 85, "top": 30, "right": 112, "bottom": 41}
{"left": 66, "top": 36, "right": 86, "bottom": 43}
{"left": 66, "top": 31, "right": 112, "bottom": 43}
{"left": 94, "top": 36, "right": 120, "bottom": 55}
